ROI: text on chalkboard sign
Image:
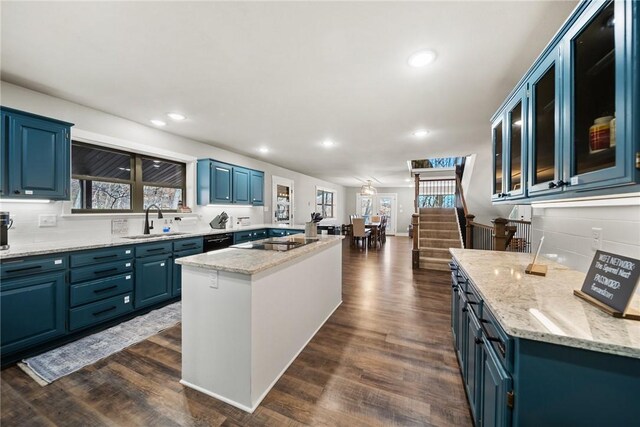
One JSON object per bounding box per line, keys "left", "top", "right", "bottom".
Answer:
{"left": 581, "top": 251, "right": 640, "bottom": 313}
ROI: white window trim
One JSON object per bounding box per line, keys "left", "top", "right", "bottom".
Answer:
{"left": 315, "top": 186, "right": 337, "bottom": 219}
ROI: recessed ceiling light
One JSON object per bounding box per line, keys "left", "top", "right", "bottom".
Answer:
{"left": 413, "top": 129, "right": 430, "bottom": 138}
{"left": 408, "top": 49, "right": 437, "bottom": 68}
{"left": 514, "top": 120, "right": 523, "bottom": 126}
{"left": 405, "top": 178, "right": 411, "bottom": 182}
{"left": 150, "top": 119, "right": 166, "bottom": 127}
{"left": 153, "top": 164, "right": 160, "bottom": 168}
{"left": 153, "top": 160, "right": 161, "bottom": 163}
{"left": 167, "top": 112, "right": 186, "bottom": 121}
{"left": 258, "top": 147, "right": 269, "bottom": 154}
{"left": 322, "top": 140, "right": 335, "bottom": 148}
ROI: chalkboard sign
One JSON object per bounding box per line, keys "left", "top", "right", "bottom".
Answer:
{"left": 580, "top": 251, "right": 640, "bottom": 313}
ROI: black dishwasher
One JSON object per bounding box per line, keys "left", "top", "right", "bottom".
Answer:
{"left": 203, "top": 233, "right": 233, "bottom": 252}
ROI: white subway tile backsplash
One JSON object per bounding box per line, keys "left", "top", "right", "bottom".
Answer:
{"left": 533, "top": 199, "right": 640, "bottom": 274}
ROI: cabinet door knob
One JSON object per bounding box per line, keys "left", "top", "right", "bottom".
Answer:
{"left": 557, "top": 180, "right": 569, "bottom": 187}
{"left": 13, "top": 190, "right": 20, "bottom": 194}
{"left": 475, "top": 337, "right": 483, "bottom": 345}
{"left": 548, "top": 181, "right": 557, "bottom": 189}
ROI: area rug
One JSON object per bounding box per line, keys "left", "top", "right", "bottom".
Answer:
{"left": 19, "top": 301, "right": 181, "bottom": 385}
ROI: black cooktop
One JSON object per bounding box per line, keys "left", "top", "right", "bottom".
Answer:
{"left": 230, "top": 237, "right": 318, "bottom": 251}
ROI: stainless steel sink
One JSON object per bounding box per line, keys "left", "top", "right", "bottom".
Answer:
{"left": 122, "top": 232, "right": 191, "bottom": 240}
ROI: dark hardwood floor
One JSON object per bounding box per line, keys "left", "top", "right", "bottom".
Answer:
{"left": 1, "top": 237, "right": 472, "bottom": 426}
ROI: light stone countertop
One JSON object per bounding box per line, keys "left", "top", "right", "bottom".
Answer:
{"left": 176, "top": 235, "right": 344, "bottom": 275}
{"left": 0, "top": 224, "right": 306, "bottom": 260}
{"left": 450, "top": 248, "right": 640, "bottom": 359}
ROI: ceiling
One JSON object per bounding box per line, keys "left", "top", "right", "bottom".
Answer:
{"left": 0, "top": 1, "right": 577, "bottom": 188}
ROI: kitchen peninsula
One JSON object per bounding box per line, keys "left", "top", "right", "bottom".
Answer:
{"left": 449, "top": 249, "right": 640, "bottom": 426}
{"left": 176, "top": 234, "right": 343, "bottom": 413}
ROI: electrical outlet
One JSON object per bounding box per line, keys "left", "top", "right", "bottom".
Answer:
{"left": 38, "top": 214, "right": 57, "bottom": 227}
{"left": 591, "top": 227, "right": 602, "bottom": 251}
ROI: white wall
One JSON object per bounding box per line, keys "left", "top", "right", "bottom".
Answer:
{"left": 0, "top": 82, "right": 345, "bottom": 243}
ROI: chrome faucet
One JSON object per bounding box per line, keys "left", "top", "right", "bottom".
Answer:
{"left": 144, "top": 204, "right": 164, "bottom": 234}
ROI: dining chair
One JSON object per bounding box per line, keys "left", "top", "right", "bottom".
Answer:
{"left": 379, "top": 216, "right": 387, "bottom": 244}
{"left": 341, "top": 224, "right": 353, "bottom": 238}
{"left": 351, "top": 218, "right": 370, "bottom": 249}
{"left": 371, "top": 215, "right": 381, "bottom": 223}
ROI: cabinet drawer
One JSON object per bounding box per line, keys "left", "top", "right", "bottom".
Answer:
{"left": 172, "top": 237, "right": 203, "bottom": 252}
{"left": 70, "top": 259, "right": 133, "bottom": 283}
{"left": 1, "top": 255, "right": 67, "bottom": 280}
{"left": 269, "top": 229, "right": 288, "bottom": 238}
{"left": 70, "top": 273, "right": 134, "bottom": 308}
{"left": 135, "top": 242, "right": 172, "bottom": 258}
{"left": 69, "top": 293, "right": 133, "bottom": 331}
{"left": 70, "top": 246, "right": 133, "bottom": 268}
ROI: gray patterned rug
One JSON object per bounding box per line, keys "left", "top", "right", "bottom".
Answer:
{"left": 19, "top": 302, "right": 181, "bottom": 385}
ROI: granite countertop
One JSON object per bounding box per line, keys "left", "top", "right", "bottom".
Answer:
{"left": 449, "top": 249, "right": 640, "bottom": 359}
{"left": 0, "top": 224, "right": 306, "bottom": 260}
{"left": 176, "top": 235, "right": 344, "bottom": 275}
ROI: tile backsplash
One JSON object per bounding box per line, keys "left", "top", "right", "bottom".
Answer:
{"left": 532, "top": 200, "right": 640, "bottom": 273}
{"left": 0, "top": 201, "right": 264, "bottom": 245}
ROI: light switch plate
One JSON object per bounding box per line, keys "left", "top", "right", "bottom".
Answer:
{"left": 591, "top": 227, "right": 602, "bottom": 251}
{"left": 38, "top": 214, "right": 57, "bottom": 227}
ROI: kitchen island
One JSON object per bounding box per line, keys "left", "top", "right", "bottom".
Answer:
{"left": 175, "top": 235, "right": 343, "bottom": 412}
{"left": 449, "top": 249, "right": 639, "bottom": 426}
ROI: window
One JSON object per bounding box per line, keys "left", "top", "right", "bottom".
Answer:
{"left": 71, "top": 142, "right": 186, "bottom": 213}
{"left": 316, "top": 187, "right": 336, "bottom": 219}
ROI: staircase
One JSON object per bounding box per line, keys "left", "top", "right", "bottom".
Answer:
{"left": 418, "top": 207, "right": 463, "bottom": 271}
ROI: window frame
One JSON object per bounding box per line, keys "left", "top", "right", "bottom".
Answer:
{"left": 71, "top": 141, "right": 187, "bottom": 214}
{"left": 315, "top": 186, "right": 336, "bottom": 219}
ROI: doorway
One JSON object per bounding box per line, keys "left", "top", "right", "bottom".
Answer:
{"left": 355, "top": 193, "right": 397, "bottom": 235}
{"left": 272, "top": 176, "right": 294, "bottom": 225}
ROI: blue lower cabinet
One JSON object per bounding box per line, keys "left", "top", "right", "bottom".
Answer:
{"left": 0, "top": 271, "right": 66, "bottom": 354}
{"left": 69, "top": 293, "right": 133, "bottom": 331}
{"left": 464, "top": 309, "right": 482, "bottom": 423}
{"left": 70, "top": 259, "right": 133, "bottom": 283}
{"left": 480, "top": 340, "right": 512, "bottom": 427}
{"left": 234, "top": 229, "right": 268, "bottom": 244}
{"left": 69, "top": 273, "right": 134, "bottom": 307}
{"left": 135, "top": 254, "right": 173, "bottom": 308}
{"left": 172, "top": 248, "right": 202, "bottom": 297}
{"left": 269, "top": 229, "right": 288, "bottom": 238}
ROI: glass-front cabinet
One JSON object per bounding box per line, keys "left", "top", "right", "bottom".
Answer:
{"left": 491, "top": 118, "right": 504, "bottom": 201}
{"left": 492, "top": 88, "right": 527, "bottom": 201}
{"left": 493, "top": 0, "right": 638, "bottom": 203}
{"left": 527, "top": 50, "right": 563, "bottom": 196}
{"left": 563, "top": 0, "right": 629, "bottom": 189}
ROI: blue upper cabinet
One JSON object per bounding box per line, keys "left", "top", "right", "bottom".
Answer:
{"left": 211, "top": 161, "right": 233, "bottom": 203}
{"left": 1, "top": 107, "right": 73, "bottom": 200}
{"left": 493, "top": 0, "right": 639, "bottom": 203}
{"left": 527, "top": 49, "right": 564, "bottom": 197}
{"left": 197, "top": 158, "right": 264, "bottom": 206}
{"left": 250, "top": 170, "right": 264, "bottom": 206}
{"left": 493, "top": 88, "right": 527, "bottom": 202}
{"left": 0, "top": 111, "right": 7, "bottom": 197}
{"left": 232, "top": 166, "right": 251, "bottom": 204}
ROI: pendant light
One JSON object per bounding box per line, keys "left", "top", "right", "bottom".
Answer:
{"left": 360, "top": 180, "right": 377, "bottom": 196}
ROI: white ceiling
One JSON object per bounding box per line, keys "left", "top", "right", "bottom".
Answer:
{"left": 0, "top": 1, "right": 577, "bottom": 187}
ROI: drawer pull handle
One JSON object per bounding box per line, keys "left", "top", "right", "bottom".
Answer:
{"left": 93, "top": 254, "right": 118, "bottom": 260}
{"left": 94, "top": 268, "right": 118, "bottom": 275}
{"left": 146, "top": 248, "right": 166, "bottom": 252}
{"left": 180, "top": 243, "right": 197, "bottom": 248}
{"left": 93, "top": 285, "right": 118, "bottom": 294}
{"left": 5, "top": 265, "right": 43, "bottom": 274}
{"left": 92, "top": 306, "right": 117, "bottom": 316}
